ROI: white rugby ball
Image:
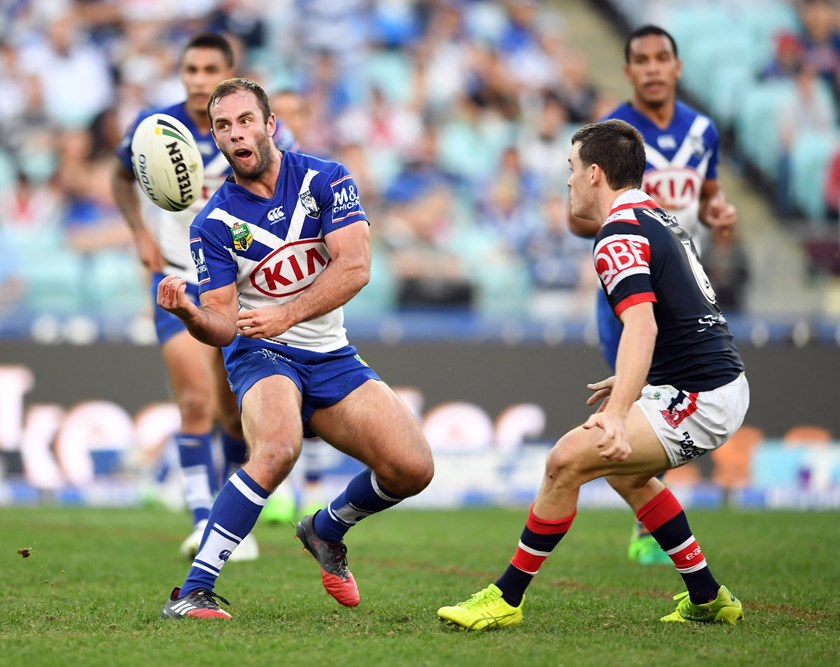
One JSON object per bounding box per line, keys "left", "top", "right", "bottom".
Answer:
{"left": 131, "top": 113, "right": 204, "bottom": 212}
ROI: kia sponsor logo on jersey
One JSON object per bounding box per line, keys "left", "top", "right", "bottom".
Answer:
{"left": 642, "top": 168, "right": 702, "bottom": 211}
{"left": 251, "top": 239, "right": 330, "bottom": 297}
{"left": 593, "top": 234, "right": 650, "bottom": 293}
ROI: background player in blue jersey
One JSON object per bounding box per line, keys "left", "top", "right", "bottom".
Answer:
{"left": 112, "top": 33, "right": 269, "bottom": 562}
{"left": 158, "top": 78, "right": 434, "bottom": 619}
{"left": 570, "top": 24, "right": 738, "bottom": 565}
{"left": 438, "top": 118, "right": 748, "bottom": 632}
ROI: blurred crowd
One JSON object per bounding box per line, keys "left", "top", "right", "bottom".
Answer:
{"left": 0, "top": 0, "right": 612, "bottom": 323}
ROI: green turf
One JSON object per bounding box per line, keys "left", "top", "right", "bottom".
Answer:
{"left": 1, "top": 506, "right": 838, "bottom": 666}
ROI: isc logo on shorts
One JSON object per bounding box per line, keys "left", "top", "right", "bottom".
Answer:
{"left": 251, "top": 239, "right": 329, "bottom": 297}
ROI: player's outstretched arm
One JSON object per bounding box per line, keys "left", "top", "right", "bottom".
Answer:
{"left": 157, "top": 276, "right": 238, "bottom": 347}
{"left": 111, "top": 158, "right": 164, "bottom": 272}
{"left": 237, "top": 221, "right": 371, "bottom": 339}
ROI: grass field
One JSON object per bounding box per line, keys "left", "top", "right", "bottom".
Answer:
{"left": 1, "top": 506, "right": 838, "bottom": 667}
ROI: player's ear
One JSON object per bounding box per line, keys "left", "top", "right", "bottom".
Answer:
{"left": 266, "top": 112, "right": 277, "bottom": 135}
{"left": 674, "top": 57, "right": 683, "bottom": 80}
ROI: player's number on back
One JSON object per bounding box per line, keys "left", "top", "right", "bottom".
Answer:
{"left": 681, "top": 240, "right": 716, "bottom": 304}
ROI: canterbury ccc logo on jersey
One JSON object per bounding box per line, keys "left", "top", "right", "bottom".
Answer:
{"left": 594, "top": 234, "right": 651, "bottom": 294}
{"left": 642, "top": 169, "right": 702, "bottom": 211}
{"left": 251, "top": 239, "right": 330, "bottom": 297}
{"left": 266, "top": 206, "right": 285, "bottom": 222}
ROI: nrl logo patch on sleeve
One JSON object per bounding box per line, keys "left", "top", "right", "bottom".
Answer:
{"left": 231, "top": 222, "right": 253, "bottom": 251}
{"left": 299, "top": 189, "right": 321, "bottom": 217}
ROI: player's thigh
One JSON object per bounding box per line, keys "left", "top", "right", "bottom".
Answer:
{"left": 240, "top": 373, "right": 303, "bottom": 457}
{"left": 309, "top": 379, "right": 431, "bottom": 472}
{"left": 211, "top": 349, "right": 242, "bottom": 434}
{"left": 160, "top": 331, "right": 218, "bottom": 407}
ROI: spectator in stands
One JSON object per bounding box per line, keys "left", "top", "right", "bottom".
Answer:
{"left": 823, "top": 145, "right": 840, "bottom": 220}
{"left": 524, "top": 194, "right": 596, "bottom": 320}
{"left": 519, "top": 90, "right": 571, "bottom": 194}
{"left": 777, "top": 59, "right": 835, "bottom": 217}
{"left": 18, "top": 7, "right": 114, "bottom": 128}
{"left": 476, "top": 144, "right": 541, "bottom": 252}
{"left": 795, "top": 0, "right": 840, "bottom": 101}
{"left": 760, "top": 32, "right": 806, "bottom": 81}
{"left": 382, "top": 183, "right": 475, "bottom": 311}
{"left": 700, "top": 228, "right": 751, "bottom": 314}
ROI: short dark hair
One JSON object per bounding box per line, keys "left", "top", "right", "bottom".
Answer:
{"left": 208, "top": 78, "right": 272, "bottom": 124}
{"left": 624, "top": 24, "right": 678, "bottom": 63}
{"left": 570, "top": 119, "right": 646, "bottom": 190}
{"left": 183, "top": 32, "right": 234, "bottom": 68}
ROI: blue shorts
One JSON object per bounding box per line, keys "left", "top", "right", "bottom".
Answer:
{"left": 225, "top": 341, "right": 381, "bottom": 429}
{"left": 596, "top": 289, "right": 622, "bottom": 372}
{"left": 150, "top": 272, "right": 198, "bottom": 345}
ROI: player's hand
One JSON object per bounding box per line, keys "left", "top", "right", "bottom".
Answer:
{"left": 157, "top": 275, "right": 197, "bottom": 319}
{"left": 586, "top": 376, "right": 615, "bottom": 412}
{"left": 704, "top": 193, "right": 736, "bottom": 234}
{"left": 236, "top": 306, "right": 292, "bottom": 339}
{"left": 135, "top": 227, "right": 164, "bottom": 273}
{"left": 582, "top": 411, "right": 632, "bottom": 462}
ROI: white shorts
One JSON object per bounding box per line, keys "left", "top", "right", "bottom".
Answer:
{"left": 636, "top": 373, "right": 750, "bottom": 468}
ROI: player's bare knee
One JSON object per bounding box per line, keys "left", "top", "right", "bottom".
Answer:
{"left": 374, "top": 450, "right": 434, "bottom": 497}
{"left": 177, "top": 389, "right": 214, "bottom": 427}
{"left": 544, "top": 439, "right": 586, "bottom": 486}
{"left": 248, "top": 441, "right": 300, "bottom": 487}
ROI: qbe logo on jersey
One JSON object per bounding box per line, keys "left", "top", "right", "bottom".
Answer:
{"left": 251, "top": 239, "right": 330, "bottom": 297}
{"left": 594, "top": 234, "right": 650, "bottom": 293}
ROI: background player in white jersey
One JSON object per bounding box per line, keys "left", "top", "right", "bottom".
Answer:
{"left": 570, "top": 24, "right": 738, "bottom": 565}
{"left": 158, "top": 78, "right": 433, "bottom": 619}
{"left": 439, "top": 119, "right": 748, "bottom": 632}
{"left": 112, "top": 33, "right": 265, "bottom": 561}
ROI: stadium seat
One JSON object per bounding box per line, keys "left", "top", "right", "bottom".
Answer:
{"left": 735, "top": 80, "right": 795, "bottom": 179}
{"left": 711, "top": 424, "right": 764, "bottom": 489}
{"left": 682, "top": 34, "right": 754, "bottom": 108}
{"left": 790, "top": 130, "right": 840, "bottom": 221}
{"left": 21, "top": 249, "right": 86, "bottom": 315}
{"left": 85, "top": 250, "right": 148, "bottom": 317}
{"left": 708, "top": 64, "right": 754, "bottom": 131}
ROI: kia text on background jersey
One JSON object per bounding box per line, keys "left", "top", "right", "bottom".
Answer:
{"left": 116, "top": 102, "right": 297, "bottom": 282}
{"left": 603, "top": 101, "right": 720, "bottom": 238}
{"left": 594, "top": 189, "right": 743, "bottom": 391}
{"left": 190, "top": 151, "right": 367, "bottom": 353}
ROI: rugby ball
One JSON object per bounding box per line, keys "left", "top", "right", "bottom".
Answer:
{"left": 131, "top": 113, "right": 204, "bottom": 212}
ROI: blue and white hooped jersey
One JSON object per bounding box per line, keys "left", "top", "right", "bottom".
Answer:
{"left": 116, "top": 102, "right": 297, "bottom": 282}
{"left": 190, "top": 151, "right": 367, "bottom": 353}
{"left": 594, "top": 189, "right": 744, "bottom": 391}
{"left": 602, "top": 101, "right": 720, "bottom": 238}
